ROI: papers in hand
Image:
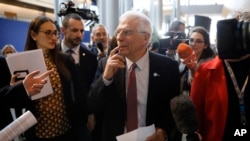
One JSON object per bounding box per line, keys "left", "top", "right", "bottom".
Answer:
{"left": 6, "top": 49, "right": 53, "bottom": 100}
{"left": 0, "top": 111, "right": 37, "bottom": 141}
{"left": 116, "top": 124, "right": 155, "bottom": 141}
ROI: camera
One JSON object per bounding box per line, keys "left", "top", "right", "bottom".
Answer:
{"left": 57, "top": 1, "right": 99, "bottom": 22}
{"left": 217, "top": 18, "right": 250, "bottom": 59}
{"left": 158, "top": 31, "right": 189, "bottom": 55}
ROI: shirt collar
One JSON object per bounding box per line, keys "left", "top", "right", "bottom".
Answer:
{"left": 126, "top": 50, "right": 149, "bottom": 71}
{"left": 61, "top": 39, "right": 80, "bottom": 54}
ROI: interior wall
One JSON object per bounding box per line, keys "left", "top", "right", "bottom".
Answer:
{"left": 0, "top": 18, "right": 29, "bottom": 52}
{"left": 0, "top": 3, "right": 54, "bottom": 22}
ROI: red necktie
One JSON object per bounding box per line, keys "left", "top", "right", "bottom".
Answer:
{"left": 126, "top": 63, "right": 138, "bottom": 132}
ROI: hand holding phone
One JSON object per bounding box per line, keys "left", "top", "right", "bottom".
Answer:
{"left": 13, "top": 70, "right": 29, "bottom": 82}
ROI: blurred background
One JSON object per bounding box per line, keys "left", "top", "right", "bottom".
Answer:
{"left": 0, "top": 0, "right": 249, "bottom": 51}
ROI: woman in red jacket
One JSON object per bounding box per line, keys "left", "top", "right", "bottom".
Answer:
{"left": 190, "top": 12, "right": 250, "bottom": 141}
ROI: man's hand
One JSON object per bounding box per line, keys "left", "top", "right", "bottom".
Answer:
{"left": 87, "top": 114, "right": 96, "bottom": 132}
{"left": 103, "top": 47, "right": 125, "bottom": 80}
{"left": 10, "top": 73, "right": 21, "bottom": 85}
{"left": 146, "top": 128, "right": 167, "bottom": 141}
{"left": 97, "top": 52, "right": 106, "bottom": 60}
{"left": 183, "top": 53, "right": 197, "bottom": 71}
{"left": 23, "top": 70, "right": 53, "bottom": 96}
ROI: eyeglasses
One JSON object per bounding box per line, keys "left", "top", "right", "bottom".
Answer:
{"left": 115, "top": 29, "right": 147, "bottom": 37}
{"left": 189, "top": 38, "right": 204, "bottom": 45}
{"left": 39, "top": 30, "right": 59, "bottom": 38}
{"left": 95, "top": 33, "right": 108, "bottom": 37}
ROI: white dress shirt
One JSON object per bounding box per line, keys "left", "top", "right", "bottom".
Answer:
{"left": 103, "top": 51, "right": 150, "bottom": 129}
{"left": 61, "top": 40, "right": 80, "bottom": 64}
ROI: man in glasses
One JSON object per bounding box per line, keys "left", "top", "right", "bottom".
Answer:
{"left": 88, "top": 10, "right": 180, "bottom": 141}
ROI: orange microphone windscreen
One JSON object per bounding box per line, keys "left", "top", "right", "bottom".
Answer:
{"left": 177, "top": 43, "right": 193, "bottom": 59}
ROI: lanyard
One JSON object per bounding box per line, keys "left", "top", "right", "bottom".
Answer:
{"left": 224, "top": 60, "right": 249, "bottom": 125}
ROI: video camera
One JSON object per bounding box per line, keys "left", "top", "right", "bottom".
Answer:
{"left": 158, "top": 31, "right": 188, "bottom": 55}
{"left": 217, "top": 18, "right": 250, "bottom": 59}
{"left": 57, "top": 1, "right": 99, "bottom": 22}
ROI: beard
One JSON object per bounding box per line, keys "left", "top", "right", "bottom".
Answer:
{"left": 69, "top": 37, "right": 82, "bottom": 47}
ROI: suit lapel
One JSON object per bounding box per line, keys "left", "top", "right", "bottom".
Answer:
{"left": 147, "top": 52, "right": 157, "bottom": 104}
{"left": 115, "top": 68, "right": 127, "bottom": 102}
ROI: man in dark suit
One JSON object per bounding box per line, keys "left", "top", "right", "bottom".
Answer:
{"left": 0, "top": 55, "right": 52, "bottom": 130}
{"left": 88, "top": 11, "right": 180, "bottom": 141}
{"left": 59, "top": 13, "right": 98, "bottom": 139}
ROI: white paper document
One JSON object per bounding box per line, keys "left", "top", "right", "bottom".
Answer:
{"left": 116, "top": 124, "right": 155, "bottom": 141}
{"left": 0, "top": 111, "right": 37, "bottom": 141}
{"left": 6, "top": 49, "right": 53, "bottom": 100}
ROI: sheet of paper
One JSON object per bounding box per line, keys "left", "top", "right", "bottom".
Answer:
{"left": 6, "top": 49, "right": 53, "bottom": 100}
{"left": 116, "top": 124, "right": 155, "bottom": 141}
{"left": 0, "top": 110, "right": 37, "bottom": 141}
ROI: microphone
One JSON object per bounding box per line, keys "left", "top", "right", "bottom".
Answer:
{"left": 96, "top": 42, "right": 104, "bottom": 52}
{"left": 177, "top": 43, "right": 195, "bottom": 62}
{"left": 170, "top": 94, "right": 200, "bottom": 141}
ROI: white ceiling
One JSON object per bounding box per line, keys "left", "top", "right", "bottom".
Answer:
{"left": 17, "top": 0, "right": 93, "bottom": 9}
{"left": 17, "top": 0, "right": 54, "bottom": 9}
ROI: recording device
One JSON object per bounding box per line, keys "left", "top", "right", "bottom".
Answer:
{"left": 14, "top": 70, "right": 29, "bottom": 81}
{"left": 57, "top": 1, "right": 99, "bottom": 22}
{"left": 217, "top": 18, "right": 250, "bottom": 59}
{"left": 160, "top": 32, "right": 188, "bottom": 50}
{"left": 170, "top": 95, "right": 200, "bottom": 141}
{"left": 97, "top": 42, "right": 104, "bottom": 52}
{"left": 158, "top": 31, "right": 188, "bottom": 55}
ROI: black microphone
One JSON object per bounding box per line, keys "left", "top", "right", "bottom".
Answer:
{"left": 170, "top": 94, "right": 200, "bottom": 141}
{"left": 96, "top": 42, "right": 104, "bottom": 52}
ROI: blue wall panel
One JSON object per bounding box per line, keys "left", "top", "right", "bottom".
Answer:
{"left": 0, "top": 18, "right": 29, "bottom": 52}
{"left": 0, "top": 18, "right": 91, "bottom": 52}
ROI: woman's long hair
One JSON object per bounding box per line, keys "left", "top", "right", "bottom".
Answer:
{"left": 190, "top": 26, "right": 215, "bottom": 62}
{"left": 24, "top": 16, "right": 71, "bottom": 81}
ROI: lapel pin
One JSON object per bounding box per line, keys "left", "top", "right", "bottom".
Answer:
{"left": 82, "top": 53, "right": 86, "bottom": 56}
{"left": 153, "top": 72, "right": 160, "bottom": 77}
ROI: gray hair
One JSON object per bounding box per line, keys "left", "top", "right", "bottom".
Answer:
{"left": 119, "top": 10, "right": 152, "bottom": 42}
{"left": 1, "top": 44, "right": 17, "bottom": 55}
{"left": 91, "top": 24, "right": 108, "bottom": 36}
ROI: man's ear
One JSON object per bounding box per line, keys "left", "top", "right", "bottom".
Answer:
{"left": 143, "top": 33, "right": 150, "bottom": 42}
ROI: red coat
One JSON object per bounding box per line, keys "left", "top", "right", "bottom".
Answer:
{"left": 190, "top": 56, "right": 228, "bottom": 141}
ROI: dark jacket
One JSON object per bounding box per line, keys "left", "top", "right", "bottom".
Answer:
{"left": 88, "top": 52, "right": 180, "bottom": 141}
{"left": 0, "top": 56, "right": 29, "bottom": 129}
{"left": 18, "top": 52, "right": 87, "bottom": 140}
{"left": 57, "top": 44, "right": 98, "bottom": 122}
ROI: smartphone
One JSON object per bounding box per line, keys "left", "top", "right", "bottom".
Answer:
{"left": 14, "top": 70, "right": 29, "bottom": 81}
